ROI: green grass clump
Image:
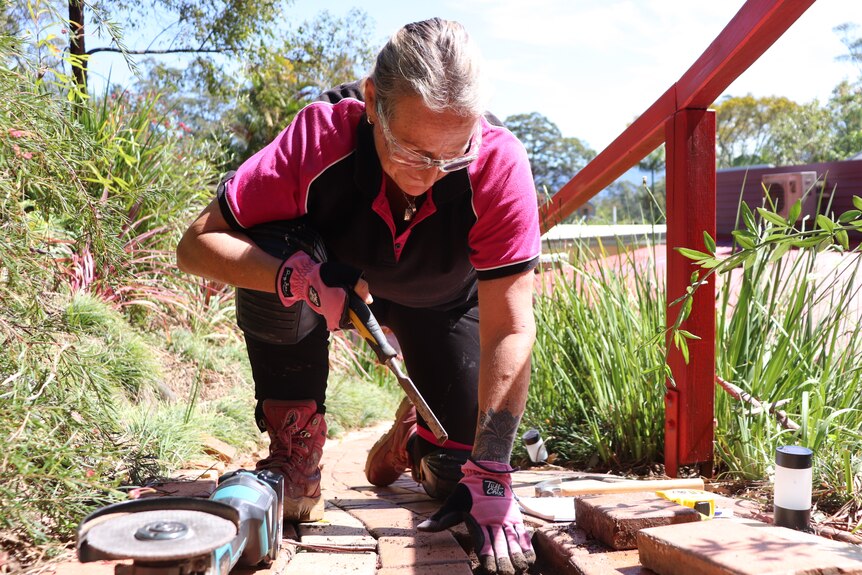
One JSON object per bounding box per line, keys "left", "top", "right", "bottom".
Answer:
{"left": 0, "top": 320, "right": 134, "bottom": 551}
{"left": 117, "top": 394, "right": 258, "bottom": 480}
{"left": 208, "top": 393, "right": 261, "bottom": 447}
{"left": 529, "top": 237, "right": 667, "bottom": 470}
{"left": 64, "top": 293, "right": 161, "bottom": 399}
{"left": 669, "top": 194, "right": 862, "bottom": 520}
{"left": 707, "top": 213, "right": 862, "bottom": 516}
{"left": 714, "top": 244, "right": 862, "bottom": 481}
{"left": 530, "top": 198, "right": 862, "bottom": 523}
{"left": 0, "top": 33, "right": 221, "bottom": 558}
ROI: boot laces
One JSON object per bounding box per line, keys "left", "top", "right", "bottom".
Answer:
{"left": 260, "top": 411, "right": 315, "bottom": 477}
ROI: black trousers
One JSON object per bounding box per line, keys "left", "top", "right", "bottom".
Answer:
{"left": 246, "top": 297, "right": 481, "bottom": 449}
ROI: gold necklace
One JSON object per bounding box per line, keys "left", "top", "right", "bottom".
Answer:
{"left": 401, "top": 191, "right": 417, "bottom": 221}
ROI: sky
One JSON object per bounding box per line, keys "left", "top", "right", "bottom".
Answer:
{"left": 289, "top": 0, "right": 861, "bottom": 152}
{"left": 88, "top": 0, "right": 861, "bottom": 154}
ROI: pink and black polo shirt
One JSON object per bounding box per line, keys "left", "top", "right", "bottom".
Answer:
{"left": 218, "top": 84, "right": 540, "bottom": 310}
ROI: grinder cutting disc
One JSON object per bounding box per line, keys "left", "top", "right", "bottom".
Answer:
{"left": 84, "top": 509, "right": 236, "bottom": 561}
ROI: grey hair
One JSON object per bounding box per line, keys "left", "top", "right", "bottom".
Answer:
{"left": 366, "top": 18, "right": 487, "bottom": 121}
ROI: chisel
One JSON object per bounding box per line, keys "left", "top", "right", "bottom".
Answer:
{"left": 346, "top": 291, "right": 449, "bottom": 444}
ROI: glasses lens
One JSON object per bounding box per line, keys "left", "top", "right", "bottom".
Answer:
{"left": 378, "top": 105, "right": 481, "bottom": 172}
{"left": 440, "top": 154, "right": 478, "bottom": 173}
{"left": 439, "top": 129, "right": 482, "bottom": 172}
{"left": 391, "top": 153, "right": 433, "bottom": 170}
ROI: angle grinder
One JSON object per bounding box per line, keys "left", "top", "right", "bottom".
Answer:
{"left": 77, "top": 469, "right": 284, "bottom": 574}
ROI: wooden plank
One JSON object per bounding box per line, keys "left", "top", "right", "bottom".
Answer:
{"left": 554, "top": 478, "right": 704, "bottom": 496}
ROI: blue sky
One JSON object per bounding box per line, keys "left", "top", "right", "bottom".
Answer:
{"left": 89, "top": 0, "right": 860, "bottom": 154}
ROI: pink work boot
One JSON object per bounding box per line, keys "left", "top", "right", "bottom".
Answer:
{"left": 365, "top": 397, "right": 417, "bottom": 486}
{"left": 256, "top": 399, "right": 327, "bottom": 522}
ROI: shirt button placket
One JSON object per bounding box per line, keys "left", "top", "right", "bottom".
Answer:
{"left": 394, "top": 229, "right": 411, "bottom": 261}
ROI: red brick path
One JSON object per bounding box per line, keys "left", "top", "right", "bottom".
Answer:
{"left": 44, "top": 422, "right": 862, "bottom": 575}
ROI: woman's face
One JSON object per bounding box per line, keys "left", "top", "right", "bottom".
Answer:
{"left": 367, "top": 86, "right": 480, "bottom": 197}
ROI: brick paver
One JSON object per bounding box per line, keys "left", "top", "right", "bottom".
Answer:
{"left": 376, "top": 563, "right": 474, "bottom": 575}
{"left": 575, "top": 493, "right": 701, "bottom": 550}
{"left": 532, "top": 525, "right": 587, "bottom": 574}
{"left": 377, "top": 532, "right": 468, "bottom": 568}
{"left": 47, "top": 420, "right": 862, "bottom": 575}
{"left": 534, "top": 523, "right": 659, "bottom": 575}
{"left": 376, "top": 563, "right": 473, "bottom": 575}
{"left": 638, "top": 518, "right": 862, "bottom": 575}
{"left": 347, "top": 505, "right": 425, "bottom": 537}
{"left": 296, "top": 505, "right": 377, "bottom": 550}
{"left": 285, "top": 551, "right": 377, "bottom": 574}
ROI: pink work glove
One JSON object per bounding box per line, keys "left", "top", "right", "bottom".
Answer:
{"left": 417, "top": 459, "right": 535, "bottom": 575}
{"left": 275, "top": 251, "right": 362, "bottom": 331}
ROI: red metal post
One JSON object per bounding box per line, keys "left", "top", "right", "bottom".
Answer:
{"left": 535, "top": 0, "right": 817, "bottom": 476}
{"left": 664, "top": 109, "right": 717, "bottom": 477}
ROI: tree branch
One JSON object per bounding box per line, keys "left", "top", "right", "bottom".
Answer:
{"left": 86, "top": 47, "right": 225, "bottom": 56}
{"left": 715, "top": 375, "right": 800, "bottom": 430}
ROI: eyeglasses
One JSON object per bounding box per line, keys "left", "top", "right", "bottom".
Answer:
{"left": 375, "top": 102, "right": 481, "bottom": 173}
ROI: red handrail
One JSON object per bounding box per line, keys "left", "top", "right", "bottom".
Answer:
{"left": 539, "top": 0, "right": 816, "bottom": 232}
{"left": 537, "top": 0, "right": 816, "bottom": 476}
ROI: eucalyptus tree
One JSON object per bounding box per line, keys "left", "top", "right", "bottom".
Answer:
{"left": 3, "top": 0, "right": 287, "bottom": 94}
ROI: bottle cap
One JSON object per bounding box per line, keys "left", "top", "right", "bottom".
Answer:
{"left": 775, "top": 446, "right": 812, "bottom": 469}
{"left": 522, "top": 429, "right": 540, "bottom": 446}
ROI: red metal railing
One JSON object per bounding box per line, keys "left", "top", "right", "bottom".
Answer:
{"left": 538, "top": 0, "right": 816, "bottom": 477}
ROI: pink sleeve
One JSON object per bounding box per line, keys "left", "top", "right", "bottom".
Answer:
{"left": 222, "top": 101, "right": 360, "bottom": 228}
{"left": 468, "top": 125, "right": 541, "bottom": 276}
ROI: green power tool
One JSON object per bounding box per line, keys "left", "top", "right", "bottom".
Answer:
{"left": 77, "top": 469, "right": 283, "bottom": 574}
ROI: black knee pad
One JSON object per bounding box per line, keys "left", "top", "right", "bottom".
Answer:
{"left": 235, "top": 219, "right": 328, "bottom": 345}
{"left": 415, "top": 447, "right": 470, "bottom": 501}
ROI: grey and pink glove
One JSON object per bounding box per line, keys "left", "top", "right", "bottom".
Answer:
{"left": 417, "top": 459, "right": 535, "bottom": 575}
{"left": 276, "top": 251, "right": 362, "bottom": 331}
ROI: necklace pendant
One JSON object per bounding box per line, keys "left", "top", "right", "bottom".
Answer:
{"left": 403, "top": 206, "right": 417, "bottom": 221}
